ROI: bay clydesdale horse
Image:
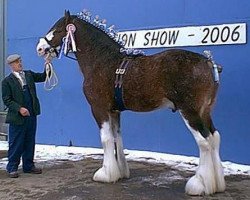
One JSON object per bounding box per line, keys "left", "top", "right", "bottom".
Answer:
{"left": 36, "top": 11, "right": 225, "bottom": 195}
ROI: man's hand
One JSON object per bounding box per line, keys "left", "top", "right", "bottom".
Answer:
{"left": 19, "top": 107, "right": 30, "bottom": 116}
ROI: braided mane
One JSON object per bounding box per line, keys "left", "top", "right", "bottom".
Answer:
{"left": 76, "top": 10, "right": 144, "bottom": 56}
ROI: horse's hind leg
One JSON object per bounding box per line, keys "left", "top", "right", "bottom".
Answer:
{"left": 111, "top": 112, "right": 130, "bottom": 178}
{"left": 180, "top": 109, "right": 217, "bottom": 195}
{"left": 202, "top": 112, "right": 225, "bottom": 192}
{"left": 92, "top": 109, "right": 121, "bottom": 183}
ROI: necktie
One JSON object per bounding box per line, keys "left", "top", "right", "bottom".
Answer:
{"left": 19, "top": 71, "right": 27, "bottom": 86}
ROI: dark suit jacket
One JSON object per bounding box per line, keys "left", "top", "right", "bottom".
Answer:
{"left": 2, "top": 70, "right": 46, "bottom": 125}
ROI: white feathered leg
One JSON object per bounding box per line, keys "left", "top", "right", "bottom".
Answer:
{"left": 181, "top": 116, "right": 216, "bottom": 195}
{"left": 93, "top": 121, "right": 121, "bottom": 182}
{"left": 208, "top": 131, "right": 226, "bottom": 192}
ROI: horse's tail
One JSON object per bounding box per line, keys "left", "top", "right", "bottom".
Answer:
{"left": 203, "top": 50, "right": 222, "bottom": 84}
{"left": 207, "top": 60, "right": 223, "bottom": 73}
{"left": 203, "top": 50, "right": 222, "bottom": 72}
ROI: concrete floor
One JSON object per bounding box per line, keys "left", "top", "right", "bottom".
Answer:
{"left": 0, "top": 153, "right": 250, "bottom": 200}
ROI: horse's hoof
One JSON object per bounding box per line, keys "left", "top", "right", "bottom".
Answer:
{"left": 93, "top": 166, "right": 121, "bottom": 183}
{"left": 185, "top": 175, "right": 205, "bottom": 196}
{"left": 118, "top": 164, "right": 130, "bottom": 179}
{"left": 216, "top": 178, "right": 226, "bottom": 193}
{"left": 120, "top": 168, "right": 130, "bottom": 179}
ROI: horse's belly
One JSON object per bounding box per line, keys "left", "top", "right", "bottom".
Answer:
{"left": 124, "top": 94, "right": 176, "bottom": 112}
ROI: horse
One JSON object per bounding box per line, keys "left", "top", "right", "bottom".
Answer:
{"left": 36, "top": 10, "right": 225, "bottom": 195}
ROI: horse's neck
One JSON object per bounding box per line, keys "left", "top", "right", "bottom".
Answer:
{"left": 75, "top": 48, "right": 122, "bottom": 79}
{"left": 74, "top": 20, "right": 123, "bottom": 77}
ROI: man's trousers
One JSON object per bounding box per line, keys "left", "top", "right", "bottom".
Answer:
{"left": 6, "top": 116, "right": 37, "bottom": 173}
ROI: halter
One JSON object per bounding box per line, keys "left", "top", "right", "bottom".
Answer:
{"left": 42, "top": 24, "right": 78, "bottom": 90}
{"left": 42, "top": 36, "right": 60, "bottom": 57}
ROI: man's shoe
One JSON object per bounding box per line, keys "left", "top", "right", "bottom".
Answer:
{"left": 24, "top": 167, "right": 42, "bottom": 174}
{"left": 8, "top": 171, "right": 19, "bottom": 178}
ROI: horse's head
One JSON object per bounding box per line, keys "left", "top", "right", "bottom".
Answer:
{"left": 36, "top": 10, "right": 75, "bottom": 59}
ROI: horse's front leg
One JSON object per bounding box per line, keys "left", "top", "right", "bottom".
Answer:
{"left": 91, "top": 108, "right": 121, "bottom": 183}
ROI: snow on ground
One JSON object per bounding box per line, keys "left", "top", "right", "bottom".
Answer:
{"left": 0, "top": 141, "right": 250, "bottom": 176}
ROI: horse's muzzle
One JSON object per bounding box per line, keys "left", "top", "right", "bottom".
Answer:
{"left": 37, "top": 47, "right": 50, "bottom": 56}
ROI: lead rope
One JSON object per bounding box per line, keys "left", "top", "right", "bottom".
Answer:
{"left": 44, "top": 60, "right": 58, "bottom": 91}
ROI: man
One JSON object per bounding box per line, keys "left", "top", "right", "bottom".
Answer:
{"left": 2, "top": 54, "right": 47, "bottom": 178}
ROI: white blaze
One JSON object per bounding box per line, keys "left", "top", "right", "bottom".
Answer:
{"left": 46, "top": 30, "right": 55, "bottom": 41}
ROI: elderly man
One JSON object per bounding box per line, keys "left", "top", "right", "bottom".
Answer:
{"left": 2, "top": 54, "right": 47, "bottom": 178}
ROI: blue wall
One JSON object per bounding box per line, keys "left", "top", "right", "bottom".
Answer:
{"left": 6, "top": 0, "right": 250, "bottom": 164}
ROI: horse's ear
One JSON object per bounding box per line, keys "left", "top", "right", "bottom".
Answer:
{"left": 64, "top": 10, "right": 71, "bottom": 23}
